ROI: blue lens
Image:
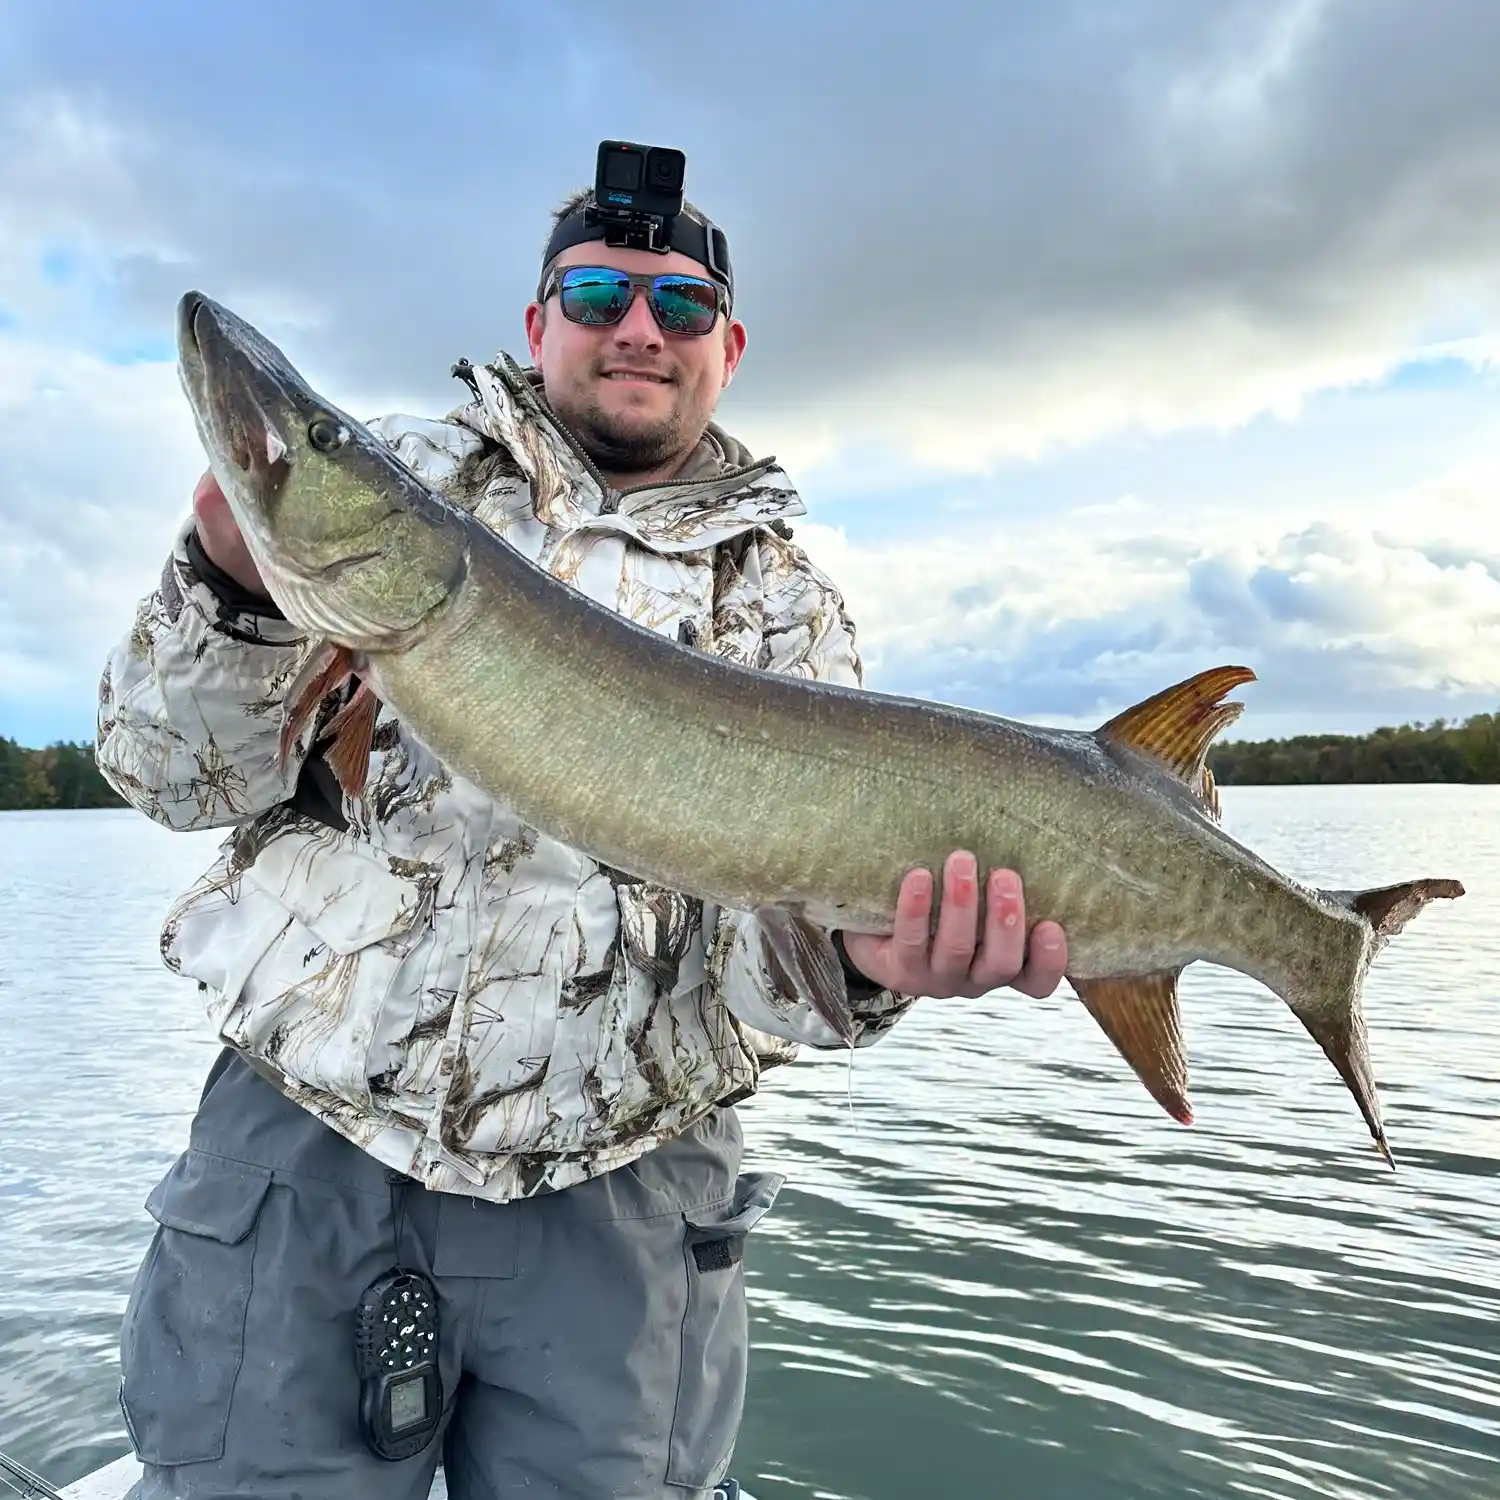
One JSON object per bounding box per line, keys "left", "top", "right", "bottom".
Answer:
{"left": 652, "top": 276, "right": 719, "bottom": 335}
{"left": 559, "top": 268, "right": 630, "bottom": 325}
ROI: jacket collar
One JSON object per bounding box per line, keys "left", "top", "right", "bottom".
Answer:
{"left": 451, "top": 353, "right": 806, "bottom": 554}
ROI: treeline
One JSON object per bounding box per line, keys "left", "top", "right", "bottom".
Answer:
{"left": 1209, "top": 711, "right": 1500, "bottom": 785}
{"left": 3, "top": 710, "right": 1498, "bottom": 810}
{"left": 0, "top": 738, "right": 127, "bottom": 810}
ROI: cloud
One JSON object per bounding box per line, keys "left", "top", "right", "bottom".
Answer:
{"left": 795, "top": 508, "right": 1500, "bottom": 733}
{"left": 2, "top": 1, "right": 1499, "bottom": 742}
{"left": 0, "top": 332, "right": 202, "bottom": 718}
{"left": 3, "top": 2, "right": 1500, "bottom": 458}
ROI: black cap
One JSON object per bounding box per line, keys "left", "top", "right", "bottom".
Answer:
{"left": 539, "top": 202, "right": 734, "bottom": 311}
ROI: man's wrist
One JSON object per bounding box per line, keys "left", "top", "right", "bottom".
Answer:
{"left": 830, "top": 929, "right": 884, "bottom": 1000}
{"left": 185, "top": 527, "right": 285, "bottom": 619}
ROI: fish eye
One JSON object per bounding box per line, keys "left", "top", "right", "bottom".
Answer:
{"left": 308, "top": 416, "right": 348, "bottom": 452}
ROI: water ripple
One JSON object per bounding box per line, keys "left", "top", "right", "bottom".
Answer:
{"left": 2, "top": 789, "right": 1497, "bottom": 1498}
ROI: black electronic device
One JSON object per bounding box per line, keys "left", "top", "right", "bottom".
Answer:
{"left": 589, "top": 139, "right": 688, "bottom": 252}
{"left": 355, "top": 1268, "right": 443, "bottom": 1461}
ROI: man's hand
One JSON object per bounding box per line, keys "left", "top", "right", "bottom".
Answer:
{"left": 840, "top": 851, "right": 1068, "bottom": 1000}
{"left": 193, "top": 470, "right": 270, "bottom": 598}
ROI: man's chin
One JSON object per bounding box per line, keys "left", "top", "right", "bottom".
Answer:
{"left": 572, "top": 408, "right": 682, "bottom": 474}
{"left": 593, "top": 392, "right": 680, "bottom": 438}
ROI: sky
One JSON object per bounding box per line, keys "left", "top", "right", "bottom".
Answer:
{"left": 2, "top": 0, "right": 1499, "bottom": 747}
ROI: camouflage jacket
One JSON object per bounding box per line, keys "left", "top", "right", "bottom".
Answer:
{"left": 96, "top": 358, "right": 914, "bottom": 1200}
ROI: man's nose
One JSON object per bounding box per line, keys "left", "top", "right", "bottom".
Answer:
{"left": 611, "top": 288, "right": 663, "bottom": 350}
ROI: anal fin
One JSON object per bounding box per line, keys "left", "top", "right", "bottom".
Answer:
{"left": 1070, "top": 969, "right": 1193, "bottom": 1125}
{"left": 755, "top": 906, "right": 857, "bottom": 1047}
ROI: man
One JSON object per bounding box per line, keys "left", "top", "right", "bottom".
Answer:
{"left": 97, "top": 175, "right": 1068, "bottom": 1499}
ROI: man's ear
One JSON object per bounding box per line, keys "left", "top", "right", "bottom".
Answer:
{"left": 525, "top": 301, "right": 546, "bottom": 367}
{"left": 721, "top": 318, "right": 747, "bottom": 388}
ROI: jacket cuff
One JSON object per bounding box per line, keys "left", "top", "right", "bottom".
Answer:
{"left": 830, "top": 928, "right": 884, "bottom": 1003}
{"left": 830, "top": 929, "right": 916, "bottom": 1036}
{"left": 184, "top": 527, "right": 287, "bottom": 620}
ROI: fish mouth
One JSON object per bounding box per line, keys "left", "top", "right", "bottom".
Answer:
{"left": 177, "top": 289, "right": 208, "bottom": 358}
{"left": 176, "top": 290, "right": 209, "bottom": 416}
{"left": 177, "top": 290, "right": 291, "bottom": 479}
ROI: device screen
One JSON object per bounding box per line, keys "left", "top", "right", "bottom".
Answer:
{"left": 389, "top": 1374, "right": 428, "bottom": 1432}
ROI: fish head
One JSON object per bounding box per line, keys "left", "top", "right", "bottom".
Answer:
{"left": 177, "top": 290, "right": 466, "bottom": 652}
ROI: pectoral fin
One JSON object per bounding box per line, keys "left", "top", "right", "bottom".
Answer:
{"left": 322, "top": 682, "right": 382, "bottom": 798}
{"left": 1070, "top": 969, "right": 1193, "bottom": 1125}
{"left": 279, "top": 642, "right": 380, "bottom": 797}
{"left": 279, "top": 642, "right": 357, "bottom": 772}
{"left": 755, "top": 906, "right": 857, "bottom": 1047}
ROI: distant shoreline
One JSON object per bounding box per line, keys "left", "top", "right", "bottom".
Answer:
{"left": 4, "top": 711, "right": 1497, "bottom": 811}
{"left": 1, "top": 738, "right": 125, "bottom": 811}
{"left": 1207, "top": 710, "right": 1498, "bottom": 786}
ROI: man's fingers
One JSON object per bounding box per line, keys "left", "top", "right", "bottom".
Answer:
{"left": 971, "top": 868, "right": 1027, "bottom": 989}
{"left": 890, "top": 867, "right": 934, "bottom": 956}
{"left": 1008, "top": 920, "right": 1068, "bottom": 998}
{"left": 836, "top": 871, "right": 933, "bottom": 992}
{"left": 930, "top": 850, "right": 981, "bottom": 982}
{"left": 828, "top": 866, "right": 1071, "bottom": 1002}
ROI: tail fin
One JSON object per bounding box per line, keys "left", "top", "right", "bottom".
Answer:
{"left": 1302, "top": 878, "right": 1464, "bottom": 1169}
{"left": 1330, "top": 879, "right": 1466, "bottom": 948}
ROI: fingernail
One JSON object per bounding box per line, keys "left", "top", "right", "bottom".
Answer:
{"left": 992, "top": 869, "right": 1021, "bottom": 900}
{"left": 909, "top": 869, "right": 933, "bottom": 898}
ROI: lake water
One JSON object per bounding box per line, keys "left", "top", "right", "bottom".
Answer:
{"left": 1, "top": 788, "right": 1496, "bottom": 1498}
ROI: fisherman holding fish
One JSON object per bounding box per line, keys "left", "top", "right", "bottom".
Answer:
{"left": 96, "top": 144, "right": 1070, "bottom": 1498}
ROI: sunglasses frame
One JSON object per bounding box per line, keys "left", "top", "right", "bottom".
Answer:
{"left": 537, "top": 264, "right": 730, "bottom": 337}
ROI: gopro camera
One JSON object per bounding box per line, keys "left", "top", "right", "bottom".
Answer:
{"left": 589, "top": 139, "right": 687, "bottom": 252}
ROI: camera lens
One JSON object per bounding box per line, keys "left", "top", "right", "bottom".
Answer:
{"left": 646, "top": 149, "right": 685, "bottom": 191}
{"left": 603, "top": 150, "right": 643, "bottom": 192}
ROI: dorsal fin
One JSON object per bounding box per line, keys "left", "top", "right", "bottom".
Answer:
{"left": 1097, "top": 666, "right": 1255, "bottom": 820}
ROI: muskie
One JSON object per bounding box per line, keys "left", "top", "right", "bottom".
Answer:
{"left": 177, "top": 290, "right": 1463, "bottom": 1167}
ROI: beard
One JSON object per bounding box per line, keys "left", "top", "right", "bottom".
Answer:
{"left": 550, "top": 375, "right": 693, "bottom": 476}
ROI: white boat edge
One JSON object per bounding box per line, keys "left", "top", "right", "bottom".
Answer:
{"left": 62, "top": 1454, "right": 449, "bottom": 1498}
{"left": 63, "top": 1454, "right": 752, "bottom": 1498}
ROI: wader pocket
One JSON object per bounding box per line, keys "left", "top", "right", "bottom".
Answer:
{"left": 666, "top": 1170, "right": 784, "bottom": 1490}
{"left": 118, "top": 1150, "right": 273, "bottom": 1466}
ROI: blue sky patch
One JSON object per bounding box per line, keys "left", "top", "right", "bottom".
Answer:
{"left": 39, "top": 242, "right": 81, "bottom": 285}
{"left": 1375, "top": 354, "right": 1494, "bottom": 394}
{"left": 104, "top": 333, "right": 177, "bottom": 365}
